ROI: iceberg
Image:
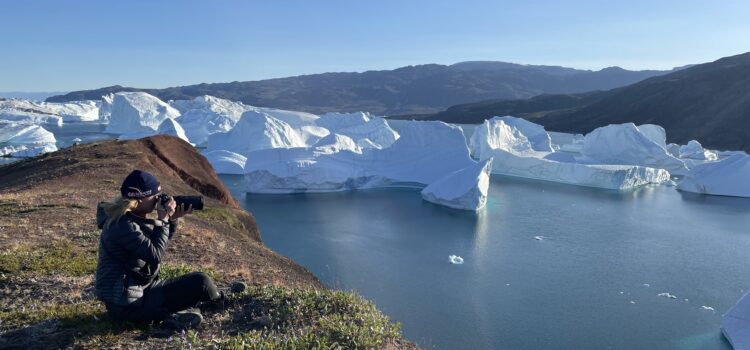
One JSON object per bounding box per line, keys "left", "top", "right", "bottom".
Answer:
{"left": 156, "top": 118, "right": 190, "bottom": 143}
{"left": 722, "top": 291, "right": 750, "bottom": 349}
{"left": 470, "top": 118, "right": 670, "bottom": 190}
{"left": 315, "top": 112, "right": 400, "bottom": 149}
{"left": 243, "top": 121, "right": 478, "bottom": 194}
{"left": 0, "top": 122, "right": 57, "bottom": 157}
{"left": 481, "top": 116, "right": 553, "bottom": 152}
{"left": 678, "top": 140, "right": 718, "bottom": 161}
{"left": 421, "top": 159, "right": 492, "bottom": 210}
{"left": 207, "top": 110, "right": 327, "bottom": 155}
{"left": 0, "top": 110, "right": 63, "bottom": 126}
{"left": 203, "top": 150, "right": 247, "bottom": 175}
{"left": 637, "top": 124, "right": 667, "bottom": 149}
{"left": 580, "top": 123, "right": 687, "bottom": 174}
{"left": 448, "top": 255, "right": 464, "bottom": 264}
{"left": 99, "top": 93, "right": 113, "bottom": 123}
{"left": 676, "top": 153, "right": 750, "bottom": 197}
{"left": 172, "top": 95, "right": 248, "bottom": 146}
{"left": 105, "top": 92, "right": 180, "bottom": 135}
{"left": 0, "top": 98, "right": 100, "bottom": 122}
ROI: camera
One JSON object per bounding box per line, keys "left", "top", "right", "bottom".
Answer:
{"left": 158, "top": 193, "right": 204, "bottom": 211}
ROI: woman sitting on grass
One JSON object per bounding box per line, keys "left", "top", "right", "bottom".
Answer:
{"left": 94, "top": 169, "right": 220, "bottom": 329}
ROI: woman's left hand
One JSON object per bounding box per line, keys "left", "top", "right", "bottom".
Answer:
{"left": 171, "top": 203, "right": 193, "bottom": 220}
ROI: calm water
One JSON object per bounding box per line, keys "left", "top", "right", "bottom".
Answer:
{"left": 221, "top": 174, "right": 750, "bottom": 350}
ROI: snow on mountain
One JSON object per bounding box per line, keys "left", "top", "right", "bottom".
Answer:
{"left": 421, "top": 158, "right": 493, "bottom": 210}
{"left": 580, "top": 123, "right": 687, "bottom": 174}
{"left": 105, "top": 92, "right": 180, "bottom": 135}
{"left": 677, "top": 153, "right": 750, "bottom": 197}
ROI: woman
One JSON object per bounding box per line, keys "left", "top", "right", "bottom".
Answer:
{"left": 94, "top": 169, "right": 221, "bottom": 329}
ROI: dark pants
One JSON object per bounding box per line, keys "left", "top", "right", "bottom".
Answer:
{"left": 106, "top": 272, "right": 221, "bottom": 322}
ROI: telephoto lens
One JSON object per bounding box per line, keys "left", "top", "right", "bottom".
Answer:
{"left": 174, "top": 195, "right": 204, "bottom": 210}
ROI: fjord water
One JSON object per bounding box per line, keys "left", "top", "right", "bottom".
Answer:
{"left": 221, "top": 174, "right": 750, "bottom": 350}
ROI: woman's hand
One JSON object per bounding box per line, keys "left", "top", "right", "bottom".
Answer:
{"left": 157, "top": 196, "right": 176, "bottom": 220}
{"left": 171, "top": 203, "right": 193, "bottom": 220}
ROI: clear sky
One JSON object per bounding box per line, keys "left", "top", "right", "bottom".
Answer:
{"left": 1, "top": 0, "right": 749, "bottom": 91}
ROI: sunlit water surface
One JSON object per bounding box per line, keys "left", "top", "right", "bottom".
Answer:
{"left": 221, "top": 174, "right": 749, "bottom": 350}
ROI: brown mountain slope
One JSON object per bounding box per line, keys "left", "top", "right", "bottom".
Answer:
{"left": 0, "top": 136, "right": 414, "bottom": 349}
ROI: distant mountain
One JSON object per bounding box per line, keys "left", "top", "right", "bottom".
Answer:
{"left": 421, "top": 52, "right": 750, "bottom": 152}
{"left": 45, "top": 63, "right": 671, "bottom": 115}
{"left": 0, "top": 91, "right": 67, "bottom": 101}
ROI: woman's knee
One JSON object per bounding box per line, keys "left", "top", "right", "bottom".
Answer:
{"left": 187, "top": 272, "right": 215, "bottom": 287}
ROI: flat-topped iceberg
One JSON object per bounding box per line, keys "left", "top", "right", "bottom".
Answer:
{"left": 0, "top": 99, "right": 100, "bottom": 122}
{"left": 243, "top": 121, "right": 486, "bottom": 210}
{"left": 0, "top": 122, "right": 57, "bottom": 157}
{"left": 676, "top": 153, "right": 750, "bottom": 197}
{"left": 203, "top": 150, "right": 247, "bottom": 175}
{"left": 722, "top": 291, "right": 750, "bottom": 349}
{"left": 470, "top": 118, "right": 670, "bottom": 190}
{"left": 421, "top": 159, "right": 493, "bottom": 210}
{"left": 0, "top": 110, "right": 63, "bottom": 126}
{"left": 580, "top": 123, "right": 687, "bottom": 174}
{"left": 172, "top": 95, "right": 248, "bottom": 146}
{"left": 105, "top": 92, "right": 180, "bottom": 135}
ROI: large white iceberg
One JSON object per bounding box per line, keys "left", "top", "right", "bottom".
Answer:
{"left": 156, "top": 118, "right": 190, "bottom": 143}
{"left": 99, "top": 93, "right": 113, "bottom": 123}
{"left": 105, "top": 92, "right": 180, "bottom": 135}
{"left": 0, "top": 110, "right": 63, "bottom": 126}
{"left": 172, "top": 95, "right": 248, "bottom": 146}
{"left": 421, "top": 159, "right": 493, "bottom": 210}
{"left": 315, "top": 112, "right": 400, "bottom": 149}
{"left": 676, "top": 153, "right": 750, "bottom": 197}
{"left": 203, "top": 150, "right": 247, "bottom": 175}
{"left": 470, "top": 118, "right": 670, "bottom": 190}
{"left": 480, "top": 116, "right": 553, "bottom": 152}
{"left": 0, "top": 122, "right": 57, "bottom": 157}
{"left": 637, "top": 124, "right": 667, "bottom": 149}
{"left": 207, "top": 110, "right": 327, "bottom": 155}
{"left": 678, "top": 140, "right": 718, "bottom": 161}
{"left": 0, "top": 98, "right": 100, "bottom": 122}
{"left": 580, "top": 123, "right": 687, "bottom": 174}
{"left": 722, "top": 291, "right": 750, "bottom": 349}
{"left": 243, "top": 121, "right": 479, "bottom": 196}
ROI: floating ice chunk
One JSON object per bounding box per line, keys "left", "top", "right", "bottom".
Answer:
{"left": 421, "top": 158, "right": 492, "bottom": 211}
{"left": 156, "top": 118, "right": 190, "bottom": 143}
{"left": 580, "top": 123, "right": 687, "bottom": 174}
{"left": 0, "top": 122, "right": 57, "bottom": 157}
{"left": 677, "top": 153, "right": 750, "bottom": 197}
{"left": 701, "top": 306, "right": 714, "bottom": 311}
{"left": 7, "top": 144, "right": 57, "bottom": 158}
{"left": 534, "top": 236, "right": 546, "bottom": 241}
{"left": 722, "top": 291, "right": 750, "bottom": 349}
{"left": 448, "top": 255, "right": 464, "bottom": 264}
{"left": 172, "top": 95, "right": 248, "bottom": 146}
{"left": 105, "top": 92, "right": 180, "bottom": 135}
{"left": 630, "top": 301, "right": 637, "bottom": 304}
{"left": 643, "top": 283, "right": 650, "bottom": 287}
{"left": 658, "top": 292, "right": 677, "bottom": 299}
{"left": 202, "top": 150, "right": 247, "bottom": 175}
{"left": 679, "top": 140, "right": 718, "bottom": 161}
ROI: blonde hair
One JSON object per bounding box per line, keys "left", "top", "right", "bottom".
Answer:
{"left": 101, "top": 196, "right": 139, "bottom": 229}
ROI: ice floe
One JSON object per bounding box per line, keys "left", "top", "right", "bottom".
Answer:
{"left": 658, "top": 292, "right": 677, "bottom": 299}
{"left": 421, "top": 158, "right": 492, "bottom": 210}
{"left": 448, "top": 255, "right": 464, "bottom": 264}
{"left": 676, "top": 153, "right": 750, "bottom": 197}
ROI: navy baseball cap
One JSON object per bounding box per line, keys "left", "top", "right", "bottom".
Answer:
{"left": 120, "top": 170, "right": 161, "bottom": 199}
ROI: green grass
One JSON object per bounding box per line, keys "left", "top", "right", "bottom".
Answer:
{"left": 177, "top": 285, "right": 404, "bottom": 350}
{"left": 0, "top": 300, "right": 104, "bottom": 330}
{"left": 160, "top": 263, "right": 220, "bottom": 281}
{"left": 0, "top": 240, "right": 97, "bottom": 276}
{"left": 192, "top": 206, "right": 244, "bottom": 230}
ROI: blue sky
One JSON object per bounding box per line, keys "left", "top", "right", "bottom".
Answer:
{"left": 1, "top": 0, "right": 749, "bottom": 91}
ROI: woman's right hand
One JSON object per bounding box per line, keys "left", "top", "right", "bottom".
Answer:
{"left": 157, "top": 196, "right": 176, "bottom": 220}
